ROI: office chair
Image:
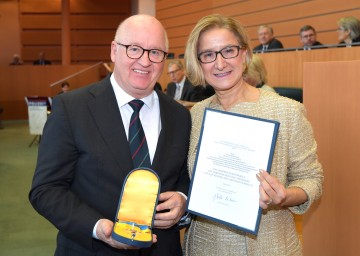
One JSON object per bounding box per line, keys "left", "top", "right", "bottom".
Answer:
{"left": 274, "top": 87, "right": 303, "bottom": 103}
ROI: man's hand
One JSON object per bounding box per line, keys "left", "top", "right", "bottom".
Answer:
{"left": 96, "top": 219, "right": 157, "bottom": 249}
{"left": 154, "top": 191, "right": 186, "bottom": 229}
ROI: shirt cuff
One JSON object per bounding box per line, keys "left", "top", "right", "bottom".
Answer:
{"left": 92, "top": 220, "right": 100, "bottom": 239}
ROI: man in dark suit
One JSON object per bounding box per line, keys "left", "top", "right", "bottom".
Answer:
{"left": 299, "top": 25, "right": 325, "bottom": 50}
{"left": 33, "top": 52, "right": 52, "bottom": 65}
{"left": 253, "top": 25, "right": 284, "bottom": 53}
{"left": 29, "top": 14, "right": 190, "bottom": 256}
{"left": 166, "top": 60, "right": 195, "bottom": 101}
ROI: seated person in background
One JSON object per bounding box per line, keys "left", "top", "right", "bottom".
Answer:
{"left": 243, "top": 55, "right": 276, "bottom": 92}
{"left": 166, "top": 59, "right": 195, "bottom": 103}
{"left": 337, "top": 16, "right": 360, "bottom": 47}
{"left": 299, "top": 25, "right": 324, "bottom": 50}
{"left": 10, "top": 54, "right": 23, "bottom": 65}
{"left": 189, "top": 84, "right": 215, "bottom": 102}
{"left": 33, "top": 52, "right": 52, "bottom": 65}
{"left": 58, "top": 81, "right": 70, "bottom": 94}
{"left": 253, "top": 25, "right": 284, "bottom": 53}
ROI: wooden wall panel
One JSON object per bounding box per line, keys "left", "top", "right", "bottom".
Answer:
{"left": 156, "top": 0, "right": 360, "bottom": 57}
{"left": 71, "top": 31, "right": 114, "bottom": 45}
{"left": 0, "top": 65, "right": 102, "bottom": 120}
{"left": 20, "top": 15, "right": 61, "bottom": 29}
{"left": 302, "top": 60, "right": 360, "bottom": 256}
{"left": 70, "top": 15, "right": 127, "bottom": 29}
{"left": 20, "top": 0, "right": 61, "bottom": 13}
{"left": 70, "top": 0, "right": 131, "bottom": 14}
{"left": 19, "top": 0, "right": 131, "bottom": 64}
{"left": 71, "top": 47, "right": 111, "bottom": 62}
{"left": 258, "top": 47, "right": 360, "bottom": 88}
{"left": 22, "top": 31, "right": 62, "bottom": 45}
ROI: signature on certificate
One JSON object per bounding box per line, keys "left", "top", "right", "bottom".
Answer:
{"left": 213, "top": 193, "right": 238, "bottom": 205}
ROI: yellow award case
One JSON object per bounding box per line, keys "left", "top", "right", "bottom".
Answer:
{"left": 111, "top": 168, "right": 160, "bottom": 248}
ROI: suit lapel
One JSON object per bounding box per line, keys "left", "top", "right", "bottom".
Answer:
{"left": 87, "top": 77, "right": 133, "bottom": 171}
{"left": 181, "top": 80, "right": 190, "bottom": 98}
{"left": 152, "top": 91, "right": 175, "bottom": 172}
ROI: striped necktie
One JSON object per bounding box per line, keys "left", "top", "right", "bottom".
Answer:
{"left": 128, "top": 99, "right": 151, "bottom": 168}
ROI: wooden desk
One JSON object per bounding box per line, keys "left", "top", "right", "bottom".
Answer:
{"left": 257, "top": 47, "right": 360, "bottom": 88}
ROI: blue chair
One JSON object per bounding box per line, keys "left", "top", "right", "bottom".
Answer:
{"left": 274, "top": 87, "right": 303, "bottom": 103}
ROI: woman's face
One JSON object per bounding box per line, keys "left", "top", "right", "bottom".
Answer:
{"left": 337, "top": 26, "right": 350, "bottom": 42}
{"left": 198, "top": 27, "right": 247, "bottom": 92}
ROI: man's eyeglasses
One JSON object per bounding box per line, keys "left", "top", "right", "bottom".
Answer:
{"left": 117, "top": 43, "right": 168, "bottom": 63}
{"left": 167, "top": 68, "right": 181, "bottom": 75}
{"left": 198, "top": 45, "right": 243, "bottom": 64}
{"left": 302, "top": 34, "right": 315, "bottom": 39}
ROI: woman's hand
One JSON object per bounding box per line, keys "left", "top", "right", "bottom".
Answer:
{"left": 256, "top": 170, "right": 307, "bottom": 209}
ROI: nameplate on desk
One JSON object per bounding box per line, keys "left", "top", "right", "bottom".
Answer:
{"left": 186, "top": 108, "right": 279, "bottom": 235}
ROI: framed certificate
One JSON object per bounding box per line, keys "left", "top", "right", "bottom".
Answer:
{"left": 186, "top": 108, "right": 280, "bottom": 235}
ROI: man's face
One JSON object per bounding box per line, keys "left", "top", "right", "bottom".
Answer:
{"left": 258, "top": 27, "right": 273, "bottom": 45}
{"left": 300, "top": 29, "right": 317, "bottom": 46}
{"left": 168, "top": 64, "right": 184, "bottom": 83}
{"left": 62, "top": 85, "right": 70, "bottom": 93}
{"left": 110, "top": 16, "right": 167, "bottom": 99}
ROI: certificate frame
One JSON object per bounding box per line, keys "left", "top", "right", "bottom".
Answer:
{"left": 186, "top": 108, "right": 280, "bottom": 235}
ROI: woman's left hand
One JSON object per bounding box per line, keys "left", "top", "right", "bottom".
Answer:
{"left": 256, "top": 169, "right": 287, "bottom": 209}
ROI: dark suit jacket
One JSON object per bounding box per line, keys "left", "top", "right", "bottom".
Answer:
{"left": 33, "top": 59, "right": 52, "bottom": 65}
{"left": 338, "top": 36, "right": 360, "bottom": 47}
{"left": 29, "top": 75, "right": 191, "bottom": 256}
{"left": 166, "top": 78, "right": 194, "bottom": 101}
{"left": 297, "top": 41, "right": 327, "bottom": 51}
{"left": 253, "top": 38, "right": 284, "bottom": 52}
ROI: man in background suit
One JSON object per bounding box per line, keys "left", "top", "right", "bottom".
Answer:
{"left": 299, "top": 25, "right": 325, "bottom": 50}
{"left": 253, "top": 25, "right": 284, "bottom": 53}
{"left": 29, "top": 14, "right": 190, "bottom": 256}
{"left": 33, "top": 52, "right": 52, "bottom": 65}
{"left": 166, "top": 60, "right": 195, "bottom": 101}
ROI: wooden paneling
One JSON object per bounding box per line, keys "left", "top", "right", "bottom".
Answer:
{"left": 70, "top": 15, "right": 127, "bottom": 29}
{"left": 71, "top": 47, "right": 111, "bottom": 62}
{"left": 22, "top": 31, "right": 61, "bottom": 45}
{"left": 20, "top": 0, "right": 61, "bottom": 13}
{"left": 0, "top": 65, "right": 103, "bottom": 120}
{"left": 157, "top": 0, "right": 360, "bottom": 57}
{"left": 20, "top": 15, "right": 61, "bottom": 29}
{"left": 258, "top": 47, "right": 360, "bottom": 88}
{"left": 302, "top": 60, "right": 360, "bottom": 256}
{"left": 70, "top": 0, "right": 131, "bottom": 14}
{"left": 19, "top": 0, "right": 131, "bottom": 64}
{"left": 71, "top": 31, "right": 114, "bottom": 45}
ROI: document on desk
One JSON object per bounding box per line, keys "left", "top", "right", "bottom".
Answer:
{"left": 187, "top": 108, "right": 279, "bottom": 235}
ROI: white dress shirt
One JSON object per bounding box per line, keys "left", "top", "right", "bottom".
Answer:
{"left": 110, "top": 74, "right": 161, "bottom": 163}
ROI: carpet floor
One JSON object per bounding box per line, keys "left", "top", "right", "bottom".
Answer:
{"left": 0, "top": 121, "right": 57, "bottom": 255}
